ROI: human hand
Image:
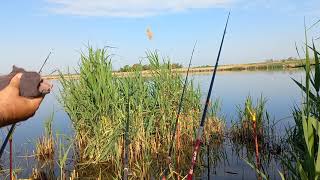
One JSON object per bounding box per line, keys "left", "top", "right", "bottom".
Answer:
{"left": 0, "top": 73, "right": 51, "bottom": 127}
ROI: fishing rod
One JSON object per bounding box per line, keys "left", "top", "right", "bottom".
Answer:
{"left": 39, "top": 52, "right": 52, "bottom": 74}
{"left": 123, "top": 85, "right": 131, "bottom": 180}
{"left": 161, "top": 41, "right": 197, "bottom": 179}
{"left": 0, "top": 51, "right": 52, "bottom": 159}
{"left": 186, "top": 12, "right": 230, "bottom": 180}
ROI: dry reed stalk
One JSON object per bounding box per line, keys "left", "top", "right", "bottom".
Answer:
{"left": 30, "top": 168, "right": 48, "bottom": 180}
{"left": 35, "top": 136, "right": 54, "bottom": 162}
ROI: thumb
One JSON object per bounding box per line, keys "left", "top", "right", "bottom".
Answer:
{"left": 9, "top": 73, "right": 23, "bottom": 89}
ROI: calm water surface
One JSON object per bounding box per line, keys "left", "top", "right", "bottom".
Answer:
{"left": 1, "top": 70, "right": 304, "bottom": 179}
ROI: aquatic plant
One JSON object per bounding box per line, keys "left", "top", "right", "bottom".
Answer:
{"left": 30, "top": 168, "right": 49, "bottom": 180}
{"left": 283, "top": 20, "right": 320, "bottom": 180}
{"left": 247, "top": 105, "right": 262, "bottom": 179}
{"left": 161, "top": 41, "right": 196, "bottom": 180}
{"left": 35, "top": 114, "right": 55, "bottom": 163}
{"left": 59, "top": 47, "right": 224, "bottom": 178}
{"left": 230, "top": 95, "right": 284, "bottom": 179}
{"left": 32, "top": 113, "right": 74, "bottom": 180}
{"left": 230, "top": 96, "right": 267, "bottom": 146}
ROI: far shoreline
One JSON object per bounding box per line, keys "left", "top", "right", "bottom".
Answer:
{"left": 43, "top": 60, "right": 306, "bottom": 80}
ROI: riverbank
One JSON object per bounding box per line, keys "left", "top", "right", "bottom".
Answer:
{"left": 43, "top": 60, "right": 305, "bottom": 80}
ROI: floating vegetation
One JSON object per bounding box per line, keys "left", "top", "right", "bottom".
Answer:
{"left": 59, "top": 47, "right": 225, "bottom": 178}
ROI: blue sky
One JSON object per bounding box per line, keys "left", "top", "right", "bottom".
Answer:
{"left": 0, "top": 0, "right": 319, "bottom": 73}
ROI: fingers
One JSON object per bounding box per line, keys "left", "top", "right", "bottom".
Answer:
{"left": 9, "top": 73, "right": 23, "bottom": 89}
{"left": 27, "top": 96, "right": 44, "bottom": 112}
{"left": 9, "top": 96, "right": 44, "bottom": 122}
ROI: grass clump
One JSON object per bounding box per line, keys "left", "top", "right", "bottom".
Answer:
{"left": 30, "top": 168, "right": 48, "bottom": 180}
{"left": 59, "top": 47, "right": 224, "bottom": 178}
{"left": 35, "top": 114, "right": 54, "bottom": 163}
{"left": 230, "top": 96, "right": 284, "bottom": 179}
{"left": 203, "top": 100, "right": 225, "bottom": 144}
{"left": 230, "top": 96, "right": 282, "bottom": 156}
{"left": 230, "top": 96, "right": 266, "bottom": 144}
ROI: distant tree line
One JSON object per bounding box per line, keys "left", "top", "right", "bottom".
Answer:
{"left": 119, "top": 63, "right": 183, "bottom": 72}
{"left": 119, "top": 57, "right": 303, "bottom": 72}
{"left": 264, "top": 57, "right": 300, "bottom": 63}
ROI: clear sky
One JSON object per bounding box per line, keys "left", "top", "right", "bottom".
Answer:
{"left": 0, "top": 0, "right": 319, "bottom": 73}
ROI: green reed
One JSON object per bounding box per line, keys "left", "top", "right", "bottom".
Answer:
{"left": 59, "top": 47, "right": 224, "bottom": 179}
{"left": 283, "top": 20, "right": 320, "bottom": 180}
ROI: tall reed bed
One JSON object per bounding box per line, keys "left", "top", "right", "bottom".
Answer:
{"left": 59, "top": 47, "right": 224, "bottom": 178}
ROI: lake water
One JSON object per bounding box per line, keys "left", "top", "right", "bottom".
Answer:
{"left": 0, "top": 70, "right": 304, "bottom": 179}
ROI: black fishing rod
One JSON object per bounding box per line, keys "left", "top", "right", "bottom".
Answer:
{"left": 0, "top": 51, "right": 52, "bottom": 158}
{"left": 39, "top": 52, "right": 52, "bottom": 74}
{"left": 161, "top": 41, "right": 197, "bottom": 179}
{"left": 186, "top": 12, "right": 230, "bottom": 180}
